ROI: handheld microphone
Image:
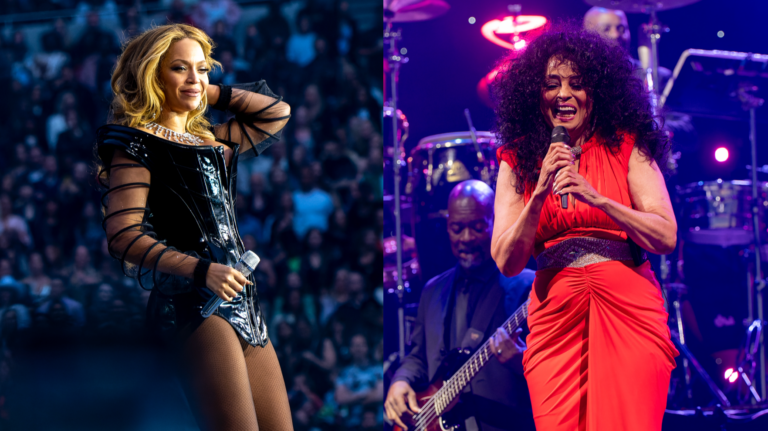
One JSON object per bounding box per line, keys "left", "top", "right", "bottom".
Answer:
{"left": 201, "top": 250, "right": 260, "bottom": 318}
{"left": 550, "top": 126, "right": 571, "bottom": 209}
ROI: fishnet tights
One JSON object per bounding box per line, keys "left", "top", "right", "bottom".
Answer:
{"left": 176, "top": 316, "right": 294, "bottom": 431}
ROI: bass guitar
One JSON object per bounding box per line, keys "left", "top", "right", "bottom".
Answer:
{"left": 393, "top": 299, "right": 530, "bottom": 431}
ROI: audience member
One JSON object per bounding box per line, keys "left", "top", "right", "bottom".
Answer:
{"left": 36, "top": 278, "right": 85, "bottom": 328}
{"left": 335, "top": 334, "right": 383, "bottom": 429}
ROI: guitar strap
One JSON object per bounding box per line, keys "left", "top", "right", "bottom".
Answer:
{"left": 460, "top": 275, "right": 504, "bottom": 350}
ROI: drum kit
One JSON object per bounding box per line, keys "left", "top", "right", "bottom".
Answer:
{"left": 383, "top": 0, "right": 768, "bottom": 410}
{"left": 383, "top": 0, "right": 512, "bottom": 361}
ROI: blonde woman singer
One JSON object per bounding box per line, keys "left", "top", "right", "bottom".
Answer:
{"left": 96, "top": 24, "right": 293, "bottom": 430}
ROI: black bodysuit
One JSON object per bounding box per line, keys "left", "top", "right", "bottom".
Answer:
{"left": 96, "top": 82, "right": 286, "bottom": 345}
{"left": 96, "top": 82, "right": 296, "bottom": 431}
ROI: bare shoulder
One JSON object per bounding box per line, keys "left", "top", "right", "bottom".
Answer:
{"left": 628, "top": 144, "right": 661, "bottom": 173}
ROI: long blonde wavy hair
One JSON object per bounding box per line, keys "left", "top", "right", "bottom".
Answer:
{"left": 109, "top": 24, "right": 222, "bottom": 141}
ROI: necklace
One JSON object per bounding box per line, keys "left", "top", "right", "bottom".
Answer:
{"left": 146, "top": 122, "right": 204, "bottom": 146}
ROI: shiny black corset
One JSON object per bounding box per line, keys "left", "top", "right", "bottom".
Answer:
{"left": 96, "top": 124, "right": 268, "bottom": 347}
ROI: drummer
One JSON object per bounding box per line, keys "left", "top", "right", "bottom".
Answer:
{"left": 583, "top": 7, "right": 671, "bottom": 90}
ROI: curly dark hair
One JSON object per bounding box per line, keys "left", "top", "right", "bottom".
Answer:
{"left": 492, "top": 23, "right": 669, "bottom": 194}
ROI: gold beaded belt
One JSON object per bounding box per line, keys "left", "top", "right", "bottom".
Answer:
{"left": 536, "top": 237, "right": 634, "bottom": 271}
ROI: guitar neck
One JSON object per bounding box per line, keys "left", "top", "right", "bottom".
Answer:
{"left": 429, "top": 299, "right": 530, "bottom": 417}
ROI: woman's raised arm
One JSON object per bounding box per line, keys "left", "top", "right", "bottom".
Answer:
{"left": 207, "top": 81, "right": 291, "bottom": 158}
{"left": 492, "top": 142, "right": 575, "bottom": 276}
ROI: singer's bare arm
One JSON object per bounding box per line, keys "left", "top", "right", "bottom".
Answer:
{"left": 596, "top": 145, "right": 676, "bottom": 254}
{"left": 554, "top": 145, "right": 677, "bottom": 254}
{"left": 492, "top": 143, "right": 574, "bottom": 277}
{"left": 105, "top": 150, "right": 249, "bottom": 300}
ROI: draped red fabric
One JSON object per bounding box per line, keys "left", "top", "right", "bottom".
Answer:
{"left": 496, "top": 135, "right": 678, "bottom": 430}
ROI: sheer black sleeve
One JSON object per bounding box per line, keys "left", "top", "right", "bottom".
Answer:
{"left": 97, "top": 131, "right": 199, "bottom": 294}
{"left": 211, "top": 81, "right": 291, "bottom": 160}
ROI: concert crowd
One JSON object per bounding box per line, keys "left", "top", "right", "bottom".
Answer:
{"left": 0, "top": 1, "right": 383, "bottom": 430}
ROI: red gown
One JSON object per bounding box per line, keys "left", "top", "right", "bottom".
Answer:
{"left": 497, "top": 134, "right": 679, "bottom": 430}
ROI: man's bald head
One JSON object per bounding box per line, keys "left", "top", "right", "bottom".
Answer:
{"left": 584, "top": 7, "right": 630, "bottom": 51}
{"left": 447, "top": 180, "right": 495, "bottom": 269}
{"left": 447, "top": 180, "right": 494, "bottom": 218}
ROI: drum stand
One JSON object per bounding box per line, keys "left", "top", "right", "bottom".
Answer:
{"left": 664, "top": 282, "right": 731, "bottom": 407}
{"left": 384, "top": 18, "right": 408, "bottom": 360}
{"left": 744, "top": 87, "right": 767, "bottom": 400}
{"left": 734, "top": 319, "right": 763, "bottom": 403}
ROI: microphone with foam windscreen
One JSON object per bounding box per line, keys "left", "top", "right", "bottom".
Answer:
{"left": 550, "top": 126, "right": 571, "bottom": 209}
{"left": 201, "top": 250, "right": 260, "bottom": 318}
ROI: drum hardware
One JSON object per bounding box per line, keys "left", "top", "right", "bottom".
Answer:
{"left": 747, "top": 165, "right": 768, "bottom": 174}
{"left": 463, "top": 109, "right": 490, "bottom": 184}
{"left": 665, "top": 47, "right": 768, "bottom": 401}
{"left": 675, "top": 179, "right": 767, "bottom": 247}
{"left": 384, "top": 17, "right": 408, "bottom": 360}
{"left": 383, "top": 235, "right": 421, "bottom": 292}
{"left": 384, "top": 105, "right": 410, "bottom": 199}
{"left": 409, "top": 131, "right": 497, "bottom": 281}
{"left": 584, "top": 0, "right": 700, "bottom": 100}
{"left": 409, "top": 131, "right": 498, "bottom": 220}
{"left": 664, "top": 282, "right": 731, "bottom": 407}
{"left": 384, "top": 0, "right": 449, "bottom": 360}
{"left": 730, "top": 319, "right": 764, "bottom": 404}
{"left": 745, "top": 83, "right": 767, "bottom": 402}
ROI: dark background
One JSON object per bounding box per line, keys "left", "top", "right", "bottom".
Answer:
{"left": 384, "top": 0, "right": 768, "bottom": 417}
{"left": 394, "top": 0, "right": 768, "bottom": 184}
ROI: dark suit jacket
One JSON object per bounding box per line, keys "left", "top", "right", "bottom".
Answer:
{"left": 392, "top": 262, "right": 536, "bottom": 431}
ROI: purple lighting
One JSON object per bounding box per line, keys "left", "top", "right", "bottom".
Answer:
{"left": 715, "top": 147, "right": 729, "bottom": 162}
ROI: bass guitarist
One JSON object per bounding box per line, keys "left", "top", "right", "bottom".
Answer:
{"left": 385, "top": 180, "right": 536, "bottom": 431}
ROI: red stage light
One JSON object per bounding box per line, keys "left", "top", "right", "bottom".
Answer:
{"left": 477, "top": 64, "right": 506, "bottom": 107}
{"left": 481, "top": 15, "right": 547, "bottom": 50}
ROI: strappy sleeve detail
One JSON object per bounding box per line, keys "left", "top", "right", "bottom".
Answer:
{"left": 212, "top": 81, "right": 291, "bottom": 160}
{"left": 96, "top": 127, "right": 198, "bottom": 295}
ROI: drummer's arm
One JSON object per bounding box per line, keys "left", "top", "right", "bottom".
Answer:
{"left": 491, "top": 161, "right": 542, "bottom": 277}
{"left": 595, "top": 145, "right": 677, "bottom": 255}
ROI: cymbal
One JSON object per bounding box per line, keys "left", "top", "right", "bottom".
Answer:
{"left": 584, "top": 0, "right": 700, "bottom": 13}
{"left": 384, "top": 0, "right": 450, "bottom": 23}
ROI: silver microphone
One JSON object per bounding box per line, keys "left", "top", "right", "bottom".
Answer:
{"left": 201, "top": 250, "right": 260, "bottom": 318}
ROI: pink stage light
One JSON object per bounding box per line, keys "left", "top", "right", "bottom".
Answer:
{"left": 481, "top": 15, "right": 547, "bottom": 50}
{"left": 724, "top": 368, "right": 734, "bottom": 379}
{"left": 715, "top": 147, "right": 729, "bottom": 162}
{"left": 724, "top": 367, "right": 739, "bottom": 383}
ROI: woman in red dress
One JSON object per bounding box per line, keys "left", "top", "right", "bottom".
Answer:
{"left": 491, "top": 27, "right": 679, "bottom": 430}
